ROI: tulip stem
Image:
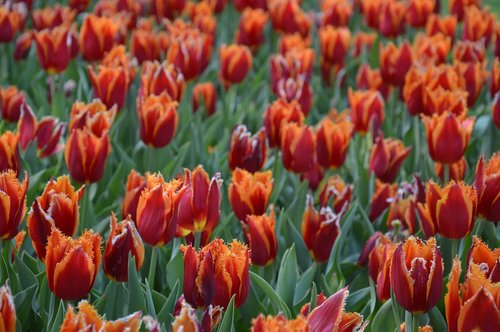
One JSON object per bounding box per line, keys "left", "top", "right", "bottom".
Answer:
{"left": 451, "top": 238, "right": 458, "bottom": 261}
{"left": 443, "top": 164, "right": 450, "bottom": 184}
{"left": 474, "top": 219, "right": 485, "bottom": 237}
{"left": 404, "top": 311, "right": 419, "bottom": 332}
{"left": 79, "top": 184, "right": 90, "bottom": 233}
{"left": 148, "top": 247, "right": 158, "bottom": 288}
{"left": 194, "top": 231, "right": 201, "bottom": 250}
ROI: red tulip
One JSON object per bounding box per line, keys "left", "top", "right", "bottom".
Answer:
{"left": 369, "top": 180, "right": 397, "bottom": 221}
{"left": 348, "top": 88, "right": 385, "bottom": 134}
{"left": 466, "top": 236, "right": 500, "bottom": 281}
{"left": 264, "top": 98, "right": 304, "bottom": 148}
{"left": 13, "top": 30, "right": 32, "bottom": 61}
{"left": 380, "top": 42, "right": 413, "bottom": 87}
{"left": 229, "top": 125, "right": 267, "bottom": 173}
{"left": 219, "top": 44, "right": 252, "bottom": 88}
{"left": 378, "top": 0, "right": 407, "bottom": 38}
{"left": 0, "top": 5, "right": 24, "bottom": 43}
{"left": 474, "top": 153, "right": 500, "bottom": 223}
{"left": 280, "top": 123, "right": 316, "bottom": 173}
{"left": 318, "top": 174, "right": 352, "bottom": 214}
{"left": 320, "top": 0, "right": 352, "bottom": 27}
{"left": 435, "top": 158, "right": 467, "bottom": 182}
{"left": 0, "top": 170, "right": 27, "bottom": 240}
{"left": 0, "top": 284, "right": 16, "bottom": 332}
{"left": 122, "top": 169, "right": 146, "bottom": 222}
{"left": 88, "top": 65, "right": 130, "bottom": 112}
{"left": 236, "top": 8, "right": 268, "bottom": 50}
{"left": 0, "top": 131, "right": 20, "bottom": 174}
{"left": 316, "top": 115, "right": 353, "bottom": 169}
{"left": 31, "top": 5, "right": 75, "bottom": 31}
{"left": 35, "top": 117, "right": 65, "bottom": 158}
{"left": 79, "top": 14, "right": 120, "bottom": 62}
{"left": 369, "top": 137, "right": 412, "bottom": 183}
{"left": 137, "top": 92, "right": 178, "bottom": 148}
{"left": 243, "top": 209, "right": 277, "bottom": 266}
{"left": 0, "top": 85, "right": 25, "bottom": 122}
{"left": 406, "top": 0, "right": 435, "bottom": 28}
{"left": 140, "top": 61, "right": 185, "bottom": 102}
{"left": 268, "top": 0, "right": 311, "bottom": 37}
{"left": 192, "top": 82, "right": 217, "bottom": 116}
{"left": 275, "top": 76, "right": 312, "bottom": 116}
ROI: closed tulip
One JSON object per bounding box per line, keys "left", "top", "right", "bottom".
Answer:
{"left": 0, "top": 284, "right": 16, "bottom": 332}
{"left": 17, "top": 103, "right": 36, "bottom": 151}
{"left": 236, "top": 8, "right": 268, "bottom": 50}
{"left": 122, "top": 169, "right": 146, "bottom": 222}
{"left": 378, "top": 0, "right": 407, "bottom": 38}
{"left": 182, "top": 239, "right": 250, "bottom": 308}
{"left": 137, "top": 92, "right": 178, "bottom": 148}
{"left": 462, "top": 6, "right": 494, "bottom": 47}
{"left": 103, "top": 213, "right": 144, "bottom": 282}
{"left": 268, "top": 0, "right": 311, "bottom": 37}
{"left": 0, "top": 131, "right": 20, "bottom": 174}
{"left": 316, "top": 115, "right": 353, "bottom": 169}
{"left": 369, "top": 180, "right": 397, "bottom": 221}
{"left": 474, "top": 153, "right": 500, "bottom": 223}
{"left": 192, "top": 82, "right": 217, "bottom": 116}
{"left": 0, "top": 5, "right": 24, "bottom": 43}
{"left": 449, "top": 0, "right": 480, "bottom": 21}
{"left": 318, "top": 175, "right": 352, "bottom": 214}
{"left": 229, "top": 125, "right": 267, "bottom": 173}
{"left": 406, "top": 0, "right": 435, "bottom": 28}
{"left": 264, "top": 98, "right": 304, "bottom": 147}
{"left": 321, "top": 0, "right": 352, "bottom": 27}
{"left": 167, "top": 32, "right": 213, "bottom": 82}
{"left": 0, "top": 170, "right": 27, "bottom": 240}
{"left": 219, "top": 44, "right": 252, "bottom": 88}
{"left": 280, "top": 123, "right": 316, "bottom": 173}
{"left": 0, "top": 85, "right": 25, "bottom": 122}
{"left": 368, "top": 236, "right": 397, "bottom": 301}
{"left": 348, "top": 88, "right": 385, "bottom": 134}
{"left": 380, "top": 42, "right": 413, "bottom": 87}
{"left": 130, "top": 29, "right": 160, "bottom": 65}
{"left": 243, "top": 209, "right": 277, "bottom": 266}
{"left": 35, "top": 116, "right": 65, "bottom": 158}
{"left": 356, "top": 64, "right": 390, "bottom": 99}
{"left": 426, "top": 14, "right": 457, "bottom": 39}
{"left": 391, "top": 237, "right": 443, "bottom": 313}
{"left": 414, "top": 33, "right": 451, "bottom": 66}
{"left": 88, "top": 65, "right": 130, "bottom": 112}
{"left": 45, "top": 228, "right": 101, "bottom": 300}
{"left": 27, "top": 176, "right": 83, "bottom": 261}
{"left": 319, "top": 26, "right": 350, "bottom": 65}
{"left": 369, "top": 137, "right": 412, "bottom": 183}
{"left": 140, "top": 61, "right": 185, "bottom": 102}
{"left": 79, "top": 14, "right": 119, "bottom": 62}
{"left": 455, "top": 61, "right": 486, "bottom": 107}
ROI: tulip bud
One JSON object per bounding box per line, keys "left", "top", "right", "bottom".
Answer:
{"left": 122, "top": 170, "right": 147, "bottom": 222}
{"left": 131, "top": 29, "right": 160, "bottom": 65}
{"left": 34, "top": 26, "right": 73, "bottom": 74}
{"left": 243, "top": 209, "right": 277, "bottom": 266}
{"left": 229, "top": 125, "right": 267, "bottom": 173}
{"left": 0, "top": 169, "right": 27, "bottom": 241}
{"left": 88, "top": 65, "right": 130, "bottom": 112}
{"left": 140, "top": 61, "right": 185, "bottom": 102}
{"left": 356, "top": 64, "right": 390, "bottom": 99}
{"left": 0, "top": 284, "right": 16, "bottom": 332}
{"left": 79, "top": 15, "right": 119, "bottom": 62}
{"left": 474, "top": 153, "right": 500, "bottom": 223}
{"left": 0, "top": 131, "right": 20, "bottom": 174}
{"left": 406, "top": 0, "right": 435, "bottom": 28}
{"left": 270, "top": 49, "right": 314, "bottom": 92}
{"left": 219, "top": 44, "right": 252, "bottom": 88}
{"left": 369, "top": 137, "right": 412, "bottom": 183}
{"left": 368, "top": 236, "right": 397, "bottom": 301}
{"left": 319, "top": 26, "right": 350, "bottom": 65}
{"left": 435, "top": 158, "right": 467, "bottom": 182}
{"left": 378, "top": 0, "right": 406, "bottom": 38}
{"left": 321, "top": 0, "right": 352, "bottom": 27}
{"left": 45, "top": 228, "right": 101, "bottom": 300}
{"left": 13, "top": 30, "right": 32, "bottom": 61}
{"left": 103, "top": 213, "right": 145, "bottom": 282}
{"left": 455, "top": 61, "right": 486, "bottom": 106}
{"left": 390, "top": 237, "right": 443, "bottom": 313}
{"left": 348, "top": 88, "right": 385, "bottom": 134}
{"left": 137, "top": 92, "right": 178, "bottom": 148}
{"left": 316, "top": 115, "right": 352, "bottom": 169}
{"left": 229, "top": 169, "right": 272, "bottom": 222}
{"left": 27, "top": 176, "right": 83, "bottom": 261}
{"left": 0, "top": 85, "right": 25, "bottom": 122}
{"left": 426, "top": 14, "right": 457, "bottom": 39}
{"left": 380, "top": 42, "right": 413, "bottom": 87}
{"left": 236, "top": 8, "right": 268, "bottom": 50}
{"left": 192, "top": 82, "right": 217, "bottom": 116}
{"left": 181, "top": 239, "right": 250, "bottom": 308}
{"left": 280, "top": 123, "right": 316, "bottom": 173}
{"left": 268, "top": 0, "right": 311, "bottom": 37}
{"left": 264, "top": 98, "right": 304, "bottom": 147}
{"left": 369, "top": 180, "right": 397, "bottom": 221}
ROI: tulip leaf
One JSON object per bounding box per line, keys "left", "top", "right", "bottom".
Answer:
{"left": 250, "top": 271, "right": 292, "bottom": 318}
{"left": 48, "top": 300, "right": 65, "bottom": 332}
{"left": 157, "top": 280, "right": 179, "bottom": 326}
{"left": 145, "top": 280, "right": 157, "bottom": 318}
{"left": 162, "top": 142, "right": 191, "bottom": 176}
{"left": 14, "top": 255, "right": 37, "bottom": 289}
{"left": 13, "top": 284, "right": 37, "bottom": 326}
{"left": 276, "top": 244, "right": 298, "bottom": 311}
{"left": 217, "top": 295, "right": 236, "bottom": 332}
{"left": 371, "top": 299, "right": 398, "bottom": 332}
{"left": 285, "top": 216, "right": 310, "bottom": 271}
{"left": 428, "top": 306, "right": 447, "bottom": 331}
{"left": 127, "top": 255, "right": 147, "bottom": 313}
{"left": 166, "top": 250, "right": 184, "bottom": 289}
{"left": 307, "top": 282, "right": 318, "bottom": 314}
{"left": 293, "top": 263, "right": 317, "bottom": 306}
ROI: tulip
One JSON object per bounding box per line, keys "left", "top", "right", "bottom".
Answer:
{"left": 278, "top": 33, "right": 311, "bottom": 54}
{"left": 359, "top": 231, "right": 388, "bottom": 267}
{"left": 348, "top": 88, "right": 385, "bottom": 134}
{"left": 27, "top": 176, "right": 83, "bottom": 261}
{"left": 229, "top": 125, "right": 267, "bottom": 173}
{"left": 171, "top": 300, "right": 200, "bottom": 331}
{"left": 229, "top": 169, "right": 272, "bottom": 222}
{"left": 424, "top": 87, "right": 467, "bottom": 117}
{"left": 491, "top": 59, "right": 500, "bottom": 99}
{"left": 31, "top": 5, "right": 75, "bottom": 31}
{"left": 455, "top": 61, "right": 486, "bottom": 107}
{"left": 243, "top": 209, "right": 277, "bottom": 266}
{"left": 369, "top": 137, "right": 412, "bottom": 183}
{"left": 318, "top": 26, "right": 350, "bottom": 65}
{"left": 378, "top": 0, "right": 406, "bottom": 38}
{"left": 79, "top": 15, "right": 119, "bottom": 62}
{"left": 181, "top": 239, "right": 250, "bottom": 308}
{"left": 0, "top": 170, "right": 27, "bottom": 241}
{"left": 13, "top": 30, "right": 32, "bottom": 61}
{"left": 452, "top": 40, "right": 485, "bottom": 64}
{"left": 172, "top": 296, "right": 223, "bottom": 332}
{"left": 435, "top": 158, "right": 467, "bottom": 182}
{"left": 368, "top": 236, "right": 397, "bottom": 301}
{"left": 264, "top": 98, "right": 304, "bottom": 147}
{"left": 414, "top": 33, "right": 451, "bottom": 65}
{"left": 422, "top": 112, "right": 474, "bottom": 165}
{"left": 0, "top": 85, "right": 25, "bottom": 122}
{"left": 495, "top": 23, "right": 500, "bottom": 59}
{"left": 369, "top": 180, "right": 397, "bottom": 221}
{"left": 122, "top": 170, "right": 146, "bottom": 222}
{"left": 35, "top": 117, "right": 65, "bottom": 158}
{"left": 103, "top": 213, "right": 145, "bottom": 282}
{"left": 449, "top": 0, "right": 481, "bottom": 21}
{"left": 380, "top": 42, "right": 413, "bottom": 87}
{"left": 136, "top": 173, "right": 181, "bottom": 246}
{"left": 302, "top": 196, "right": 341, "bottom": 262}
{"left": 137, "top": 92, "right": 178, "bottom": 148}
{"left": 445, "top": 258, "right": 500, "bottom": 332}
{"left": 101, "top": 45, "right": 136, "bottom": 79}
{"left": 462, "top": 6, "right": 494, "bottom": 47}
{"left": 16, "top": 103, "right": 36, "bottom": 151}
{"left": 0, "top": 284, "right": 16, "bottom": 332}
{"left": 268, "top": 0, "right": 311, "bottom": 37}
{"left": 390, "top": 237, "right": 443, "bottom": 313}
{"left": 406, "top": 0, "right": 435, "bottom": 28}
{"left": 174, "top": 166, "right": 222, "bottom": 240}
{"left": 69, "top": 100, "right": 116, "bottom": 136}
{"left": 275, "top": 76, "right": 312, "bottom": 116}
{"left": 321, "top": 0, "right": 352, "bottom": 27}
{"left": 280, "top": 123, "right": 316, "bottom": 173}
{"left": 45, "top": 228, "right": 101, "bottom": 300}
{"left": 251, "top": 314, "right": 307, "bottom": 331}
{"left": 152, "top": 0, "right": 186, "bottom": 20}
{"left": 88, "top": 65, "right": 130, "bottom": 112}
{"left": 187, "top": 2, "right": 217, "bottom": 37}
{"left": 140, "top": 61, "right": 185, "bottom": 102}
{"left": 474, "top": 153, "right": 500, "bottom": 223}
{"left": 236, "top": 8, "right": 268, "bottom": 50}
{"left": 361, "top": 0, "right": 382, "bottom": 29}
{"left": 234, "top": 0, "right": 267, "bottom": 11}
{"left": 192, "top": 82, "right": 217, "bottom": 116}
{"left": 0, "top": 5, "right": 24, "bottom": 43}
{"left": 69, "top": 0, "right": 90, "bottom": 13}
{"left": 387, "top": 197, "right": 418, "bottom": 235}
{"left": 318, "top": 175, "right": 352, "bottom": 214}
{"left": 130, "top": 29, "right": 160, "bottom": 65}
{"left": 356, "top": 64, "right": 390, "bottom": 99}
{"left": 417, "top": 180, "right": 477, "bottom": 239}
{"left": 219, "top": 44, "right": 252, "bottom": 88}
{"left": 352, "top": 31, "right": 377, "bottom": 57}
{"left": 466, "top": 236, "right": 500, "bottom": 281}
{"left": 270, "top": 49, "right": 314, "bottom": 91}
{"left": 426, "top": 14, "right": 457, "bottom": 40}
{"left": 316, "top": 116, "right": 352, "bottom": 169}
{"left": 494, "top": 93, "right": 500, "bottom": 129}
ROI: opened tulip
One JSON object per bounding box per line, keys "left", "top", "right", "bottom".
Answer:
{"left": 243, "top": 209, "right": 277, "bottom": 266}
{"left": 369, "top": 180, "right": 397, "bottom": 221}
{"left": 192, "top": 82, "right": 217, "bottom": 116}
{"left": 264, "top": 98, "right": 304, "bottom": 147}
{"left": 68, "top": 100, "right": 116, "bottom": 136}
{"left": 0, "top": 85, "right": 25, "bottom": 122}
{"left": 136, "top": 173, "right": 181, "bottom": 246}
{"left": 435, "top": 158, "right": 467, "bottom": 182}
{"left": 229, "top": 125, "right": 267, "bottom": 173}
{"left": 103, "top": 213, "right": 144, "bottom": 282}
{"left": 33, "top": 26, "right": 74, "bottom": 74}
{"left": 0, "top": 5, "right": 24, "bottom": 43}
{"left": 268, "top": 0, "right": 311, "bottom": 37}
{"left": 455, "top": 61, "right": 486, "bottom": 107}
{"left": 219, "top": 44, "right": 252, "bottom": 88}
{"left": 0, "top": 170, "right": 27, "bottom": 240}
{"left": 369, "top": 137, "right": 412, "bottom": 183}
{"left": 88, "top": 65, "right": 130, "bottom": 111}
{"left": 462, "top": 6, "right": 494, "bottom": 47}
{"left": 426, "top": 14, "right": 457, "bottom": 39}
{"left": 182, "top": 239, "right": 250, "bottom": 308}
{"left": 0, "top": 284, "right": 16, "bottom": 332}
{"left": 236, "top": 8, "right": 268, "bottom": 50}
{"left": 122, "top": 170, "right": 146, "bottom": 222}
{"left": 380, "top": 42, "right": 413, "bottom": 87}
{"left": 27, "top": 176, "right": 83, "bottom": 261}
{"left": 152, "top": 0, "right": 186, "bottom": 20}
{"left": 0, "top": 131, "right": 20, "bottom": 174}
{"left": 474, "top": 153, "right": 500, "bottom": 223}
{"left": 449, "top": 0, "right": 480, "bottom": 21}
{"left": 251, "top": 314, "right": 307, "bottom": 331}
{"left": 302, "top": 196, "right": 341, "bottom": 262}
{"left": 378, "top": 0, "right": 406, "bottom": 38}
{"left": 79, "top": 14, "right": 119, "bottom": 62}
{"left": 348, "top": 88, "right": 385, "bottom": 134}
{"left": 406, "top": 0, "right": 435, "bottom": 28}
{"left": 391, "top": 237, "right": 443, "bottom": 313}
{"left": 229, "top": 169, "right": 272, "bottom": 222}
{"left": 137, "top": 92, "right": 178, "bottom": 148}
{"left": 424, "top": 87, "right": 467, "bottom": 116}
{"left": 281, "top": 123, "right": 316, "bottom": 173}
{"left": 414, "top": 33, "right": 451, "bottom": 65}
{"left": 453, "top": 40, "right": 485, "bottom": 64}
{"left": 466, "top": 236, "right": 500, "bottom": 280}
{"left": 270, "top": 49, "right": 314, "bottom": 91}
{"left": 275, "top": 76, "right": 312, "bottom": 116}
{"left": 321, "top": 0, "right": 352, "bottom": 27}
{"left": 318, "top": 175, "right": 352, "bottom": 214}
{"left": 45, "top": 228, "right": 101, "bottom": 300}
{"left": 35, "top": 116, "right": 65, "bottom": 158}
{"left": 140, "top": 61, "right": 185, "bottom": 102}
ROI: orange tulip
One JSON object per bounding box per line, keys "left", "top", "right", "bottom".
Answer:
{"left": 0, "top": 170, "right": 27, "bottom": 240}
{"left": 455, "top": 61, "right": 487, "bottom": 106}
{"left": 422, "top": 112, "right": 474, "bottom": 164}
{"left": 171, "top": 300, "right": 201, "bottom": 332}
{"left": 466, "top": 236, "right": 500, "bottom": 280}
{"left": 462, "top": 5, "right": 495, "bottom": 47}
{"left": 275, "top": 76, "right": 312, "bottom": 116}
{"left": 378, "top": 0, "right": 407, "bottom": 38}
{"left": 380, "top": 42, "right": 413, "bottom": 87}
{"left": 417, "top": 180, "right": 477, "bottom": 239}
{"left": 414, "top": 33, "right": 451, "bottom": 65}
{"left": 31, "top": 5, "right": 75, "bottom": 31}
{"left": 34, "top": 26, "right": 73, "bottom": 74}
{"left": 103, "top": 213, "right": 144, "bottom": 282}
{"left": 122, "top": 169, "right": 146, "bottom": 222}
{"left": 264, "top": 98, "right": 304, "bottom": 147}
{"left": 348, "top": 88, "right": 385, "bottom": 133}
{"left": 270, "top": 48, "right": 314, "bottom": 91}
{"left": 13, "top": 30, "right": 32, "bottom": 61}
{"left": 79, "top": 14, "right": 120, "bottom": 62}
{"left": 474, "top": 153, "right": 500, "bottom": 223}
{"left": 101, "top": 45, "right": 136, "bottom": 79}
{"left": 0, "top": 85, "right": 25, "bottom": 122}
{"left": 152, "top": 0, "right": 186, "bottom": 20}
{"left": 361, "top": 0, "right": 382, "bottom": 29}
{"left": 192, "top": 82, "right": 217, "bottom": 116}
{"left": 243, "top": 209, "right": 277, "bottom": 266}
{"left": 352, "top": 31, "right": 377, "bottom": 57}
{"left": 278, "top": 33, "right": 311, "bottom": 54}
{"left": 182, "top": 239, "right": 250, "bottom": 308}
{"left": 316, "top": 115, "right": 353, "bottom": 169}
{"left": 369, "top": 180, "right": 397, "bottom": 221}
{"left": 229, "top": 169, "right": 272, "bottom": 222}
{"left": 88, "top": 65, "right": 130, "bottom": 111}
{"left": 424, "top": 87, "right": 468, "bottom": 117}
{"left": 491, "top": 59, "right": 500, "bottom": 98}
{"left": 452, "top": 40, "right": 485, "bottom": 64}
{"left": 449, "top": 0, "right": 480, "bottom": 21}
{"left": 319, "top": 26, "right": 350, "bottom": 65}
{"left": 318, "top": 174, "right": 352, "bottom": 214}
{"left": 356, "top": 64, "right": 390, "bottom": 99}
{"left": 236, "top": 8, "right": 268, "bottom": 50}
{"left": 130, "top": 29, "right": 160, "bottom": 65}
{"left": 136, "top": 173, "right": 181, "bottom": 246}
{"left": 435, "top": 158, "right": 467, "bottom": 182}
{"left": 281, "top": 123, "right": 316, "bottom": 173}
{"left": 406, "top": 0, "right": 435, "bottom": 28}
{"left": 391, "top": 237, "right": 443, "bottom": 313}
{"left": 140, "top": 61, "right": 185, "bottom": 102}
{"left": 27, "top": 176, "right": 83, "bottom": 261}
{"left": 69, "top": 100, "right": 116, "bottom": 135}
{"left": 321, "top": 0, "right": 352, "bottom": 27}
{"left": 251, "top": 314, "right": 307, "bottom": 331}
{"left": 219, "top": 44, "right": 252, "bottom": 88}
{"left": 425, "top": 14, "right": 457, "bottom": 40}
{"left": 45, "top": 228, "right": 101, "bottom": 300}
{"left": 229, "top": 125, "right": 267, "bottom": 173}
{"left": 137, "top": 92, "right": 178, "bottom": 148}
{"left": 268, "top": 0, "right": 311, "bottom": 37}
{"left": 0, "top": 5, "right": 24, "bottom": 43}
{"left": 0, "top": 284, "right": 16, "bottom": 332}
{"left": 368, "top": 235, "right": 397, "bottom": 301}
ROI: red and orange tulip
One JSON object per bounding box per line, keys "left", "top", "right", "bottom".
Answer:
{"left": 17, "top": 103, "right": 36, "bottom": 150}
{"left": 268, "top": 0, "right": 311, "bottom": 37}
{"left": 31, "top": 5, "right": 75, "bottom": 31}
{"left": 229, "top": 169, "right": 272, "bottom": 222}
{"left": 320, "top": 0, "right": 352, "bottom": 27}
{"left": 103, "top": 213, "right": 144, "bottom": 282}
{"left": 423, "top": 87, "right": 468, "bottom": 117}
{"left": 368, "top": 235, "right": 396, "bottom": 301}
{"left": 171, "top": 300, "right": 201, "bottom": 332}
{"left": 369, "top": 180, "right": 397, "bottom": 221}
{"left": 455, "top": 61, "right": 487, "bottom": 106}
{"left": 251, "top": 314, "right": 307, "bottom": 331}
{"left": 182, "top": 239, "right": 250, "bottom": 308}
{"left": 270, "top": 48, "right": 314, "bottom": 91}
{"left": 229, "top": 125, "right": 267, "bottom": 173}
{"left": 0, "top": 5, "right": 24, "bottom": 43}
{"left": 236, "top": 8, "right": 268, "bottom": 50}
{"left": 45, "top": 228, "right": 101, "bottom": 300}
{"left": 318, "top": 174, "right": 352, "bottom": 214}
{"left": 348, "top": 88, "right": 385, "bottom": 134}
{"left": 466, "top": 236, "right": 500, "bottom": 280}
{"left": 462, "top": 5, "right": 495, "bottom": 47}
{"left": 318, "top": 26, "right": 350, "bottom": 65}
{"left": 390, "top": 237, "right": 443, "bottom": 313}
{"left": 152, "top": 0, "right": 186, "bottom": 20}
{"left": 406, "top": 0, "right": 435, "bottom": 28}
{"left": 387, "top": 196, "right": 419, "bottom": 235}
{"left": 264, "top": 98, "right": 304, "bottom": 147}
{"left": 275, "top": 76, "right": 312, "bottom": 116}
{"left": 88, "top": 65, "right": 130, "bottom": 111}
{"left": 219, "top": 44, "right": 252, "bottom": 88}
{"left": 137, "top": 92, "right": 178, "bottom": 148}
{"left": 79, "top": 14, "right": 120, "bottom": 62}
{"left": 0, "top": 284, "right": 16, "bottom": 332}
{"left": 414, "top": 33, "right": 451, "bottom": 65}
{"left": 69, "top": 100, "right": 116, "bottom": 136}
{"left": 380, "top": 42, "right": 413, "bottom": 87}
{"left": 243, "top": 209, "right": 277, "bottom": 266}
{"left": 356, "top": 64, "right": 390, "bottom": 99}
{"left": 130, "top": 29, "right": 160, "bottom": 65}
{"left": 13, "top": 30, "right": 32, "bottom": 61}
{"left": 352, "top": 31, "right": 377, "bottom": 57}
{"left": 449, "top": 0, "right": 480, "bottom": 21}
{"left": 378, "top": 0, "right": 407, "bottom": 38}
{"left": 474, "top": 153, "right": 500, "bottom": 223}
{"left": 280, "top": 123, "right": 316, "bottom": 173}
{"left": 140, "top": 61, "right": 185, "bottom": 102}
{"left": 35, "top": 116, "right": 65, "bottom": 158}
{"left": 452, "top": 40, "right": 485, "bottom": 64}
{"left": 27, "top": 175, "right": 83, "bottom": 261}
{"left": 369, "top": 137, "right": 412, "bottom": 183}
{"left": 316, "top": 115, "right": 353, "bottom": 169}
{"left": 278, "top": 33, "right": 311, "bottom": 54}
{"left": 0, "top": 85, "right": 25, "bottom": 122}
{"left": 425, "top": 14, "right": 457, "bottom": 39}
{"left": 435, "top": 158, "right": 467, "bottom": 182}
{"left": 122, "top": 169, "right": 146, "bottom": 222}
{"left": 192, "top": 82, "right": 217, "bottom": 116}
{"left": 0, "top": 170, "right": 27, "bottom": 240}
{"left": 33, "top": 26, "right": 73, "bottom": 74}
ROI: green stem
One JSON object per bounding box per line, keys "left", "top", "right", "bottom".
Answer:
{"left": 443, "top": 164, "right": 450, "bottom": 184}
{"left": 474, "top": 219, "right": 485, "bottom": 238}
{"left": 194, "top": 231, "right": 201, "bottom": 250}
{"left": 451, "top": 238, "right": 458, "bottom": 262}
{"left": 148, "top": 247, "right": 158, "bottom": 288}
{"left": 413, "top": 116, "right": 420, "bottom": 171}
{"left": 146, "top": 147, "right": 154, "bottom": 172}
{"left": 79, "top": 184, "right": 90, "bottom": 233}
{"left": 391, "top": 290, "right": 402, "bottom": 332}
{"left": 405, "top": 310, "right": 416, "bottom": 332}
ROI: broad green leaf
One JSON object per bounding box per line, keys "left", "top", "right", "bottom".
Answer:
{"left": 128, "top": 255, "right": 147, "bottom": 313}
{"left": 276, "top": 245, "right": 298, "bottom": 311}
{"left": 293, "top": 263, "right": 317, "bottom": 306}
{"left": 217, "top": 296, "right": 236, "bottom": 332}
{"left": 250, "top": 271, "right": 291, "bottom": 318}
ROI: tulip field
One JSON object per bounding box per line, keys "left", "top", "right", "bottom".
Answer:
{"left": 1, "top": 0, "right": 500, "bottom": 331}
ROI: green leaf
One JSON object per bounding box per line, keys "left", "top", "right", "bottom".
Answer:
{"left": 128, "top": 255, "right": 147, "bottom": 313}
{"left": 145, "top": 280, "right": 157, "bottom": 318}
{"left": 48, "top": 300, "right": 65, "bottom": 332}
{"left": 276, "top": 245, "right": 298, "bottom": 311}
{"left": 428, "top": 306, "right": 447, "bottom": 331}
{"left": 250, "top": 271, "right": 291, "bottom": 318}
{"left": 157, "top": 280, "right": 180, "bottom": 326}
{"left": 371, "top": 299, "right": 398, "bottom": 332}
{"left": 14, "top": 255, "right": 37, "bottom": 289}
{"left": 293, "top": 263, "right": 317, "bottom": 306}
{"left": 217, "top": 295, "right": 235, "bottom": 332}
{"left": 166, "top": 250, "right": 184, "bottom": 289}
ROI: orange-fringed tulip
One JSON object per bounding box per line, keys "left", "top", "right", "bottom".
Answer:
{"left": 137, "top": 92, "right": 178, "bottom": 148}
{"left": 406, "top": 0, "right": 435, "bottom": 28}
{"left": 181, "top": 239, "right": 250, "bottom": 308}
{"left": 445, "top": 259, "right": 500, "bottom": 332}
{"left": 356, "top": 64, "right": 390, "bottom": 99}
{"left": 426, "top": 14, "right": 457, "bottom": 39}
{"left": 0, "top": 131, "right": 20, "bottom": 173}
{"left": 31, "top": 5, "right": 75, "bottom": 31}
{"left": 423, "top": 87, "right": 467, "bottom": 117}
{"left": 422, "top": 112, "right": 474, "bottom": 165}
{"left": 435, "top": 158, "right": 467, "bottom": 182}
{"left": 33, "top": 26, "right": 73, "bottom": 74}
{"left": 348, "top": 88, "right": 385, "bottom": 134}
{"left": 462, "top": 6, "right": 495, "bottom": 47}
{"left": 449, "top": 0, "right": 480, "bottom": 21}
{"left": 0, "top": 284, "right": 16, "bottom": 332}
{"left": 353, "top": 31, "right": 377, "bottom": 57}
{"left": 192, "top": 82, "right": 217, "bottom": 116}
{"left": 414, "top": 33, "right": 451, "bottom": 65}
{"left": 316, "top": 115, "right": 353, "bottom": 169}
{"left": 380, "top": 42, "right": 413, "bottom": 87}
{"left": 236, "top": 8, "right": 268, "bottom": 50}
{"left": 417, "top": 180, "right": 477, "bottom": 239}
{"left": 174, "top": 166, "right": 222, "bottom": 241}
{"left": 268, "top": 0, "right": 311, "bottom": 37}
{"left": 275, "top": 76, "right": 312, "bottom": 116}
{"left": 264, "top": 98, "right": 304, "bottom": 147}
{"left": 302, "top": 196, "right": 341, "bottom": 262}
{"left": 318, "top": 26, "right": 350, "bottom": 65}
{"left": 122, "top": 170, "right": 146, "bottom": 222}
{"left": 152, "top": 0, "right": 186, "bottom": 20}
{"left": 390, "top": 237, "right": 443, "bottom": 313}
{"left": 318, "top": 175, "right": 352, "bottom": 214}
{"left": 321, "top": 0, "right": 352, "bottom": 27}
{"left": 136, "top": 173, "right": 181, "bottom": 247}
{"left": 378, "top": 0, "right": 407, "bottom": 38}
{"left": 0, "top": 85, "right": 25, "bottom": 122}
{"left": 219, "top": 44, "right": 252, "bottom": 88}
{"left": 172, "top": 296, "right": 222, "bottom": 332}
{"left": 491, "top": 59, "right": 500, "bottom": 98}
{"left": 369, "top": 180, "right": 397, "bottom": 221}
{"left": 270, "top": 49, "right": 314, "bottom": 91}
{"left": 130, "top": 29, "right": 160, "bottom": 65}
{"left": 103, "top": 213, "right": 144, "bottom": 282}
{"left": 79, "top": 14, "right": 119, "bottom": 62}
{"left": 494, "top": 92, "right": 500, "bottom": 129}
{"left": 0, "top": 170, "right": 27, "bottom": 240}
{"left": 243, "top": 209, "right": 277, "bottom": 266}
{"left": 0, "top": 5, "right": 24, "bottom": 43}
{"left": 367, "top": 234, "right": 396, "bottom": 301}
{"left": 35, "top": 116, "right": 65, "bottom": 158}
{"left": 68, "top": 100, "right": 116, "bottom": 136}
{"left": 229, "top": 169, "right": 272, "bottom": 222}
{"left": 281, "top": 123, "right": 316, "bottom": 173}
{"left": 229, "top": 125, "right": 267, "bottom": 173}
{"left": 251, "top": 314, "right": 307, "bottom": 331}
{"left": 140, "top": 61, "right": 185, "bottom": 102}
{"left": 474, "top": 153, "right": 500, "bottom": 223}
{"left": 455, "top": 61, "right": 486, "bottom": 107}
{"left": 453, "top": 40, "right": 485, "bottom": 64}
{"left": 278, "top": 33, "right": 311, "bottom": 54}
{"left": 45, "top": 228, "right": 101, "bottom": 300}
{"left": 466, "top": 236, "right": 500, "bottom": 281}
{"left": 88, "top": 65, "right": 130, "bottom": 112}
{"left": 369, "top": 137, "right": 412, "bottom": 183}
{"left": 27, "top": 176, "right": 83, "bottom": 261}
